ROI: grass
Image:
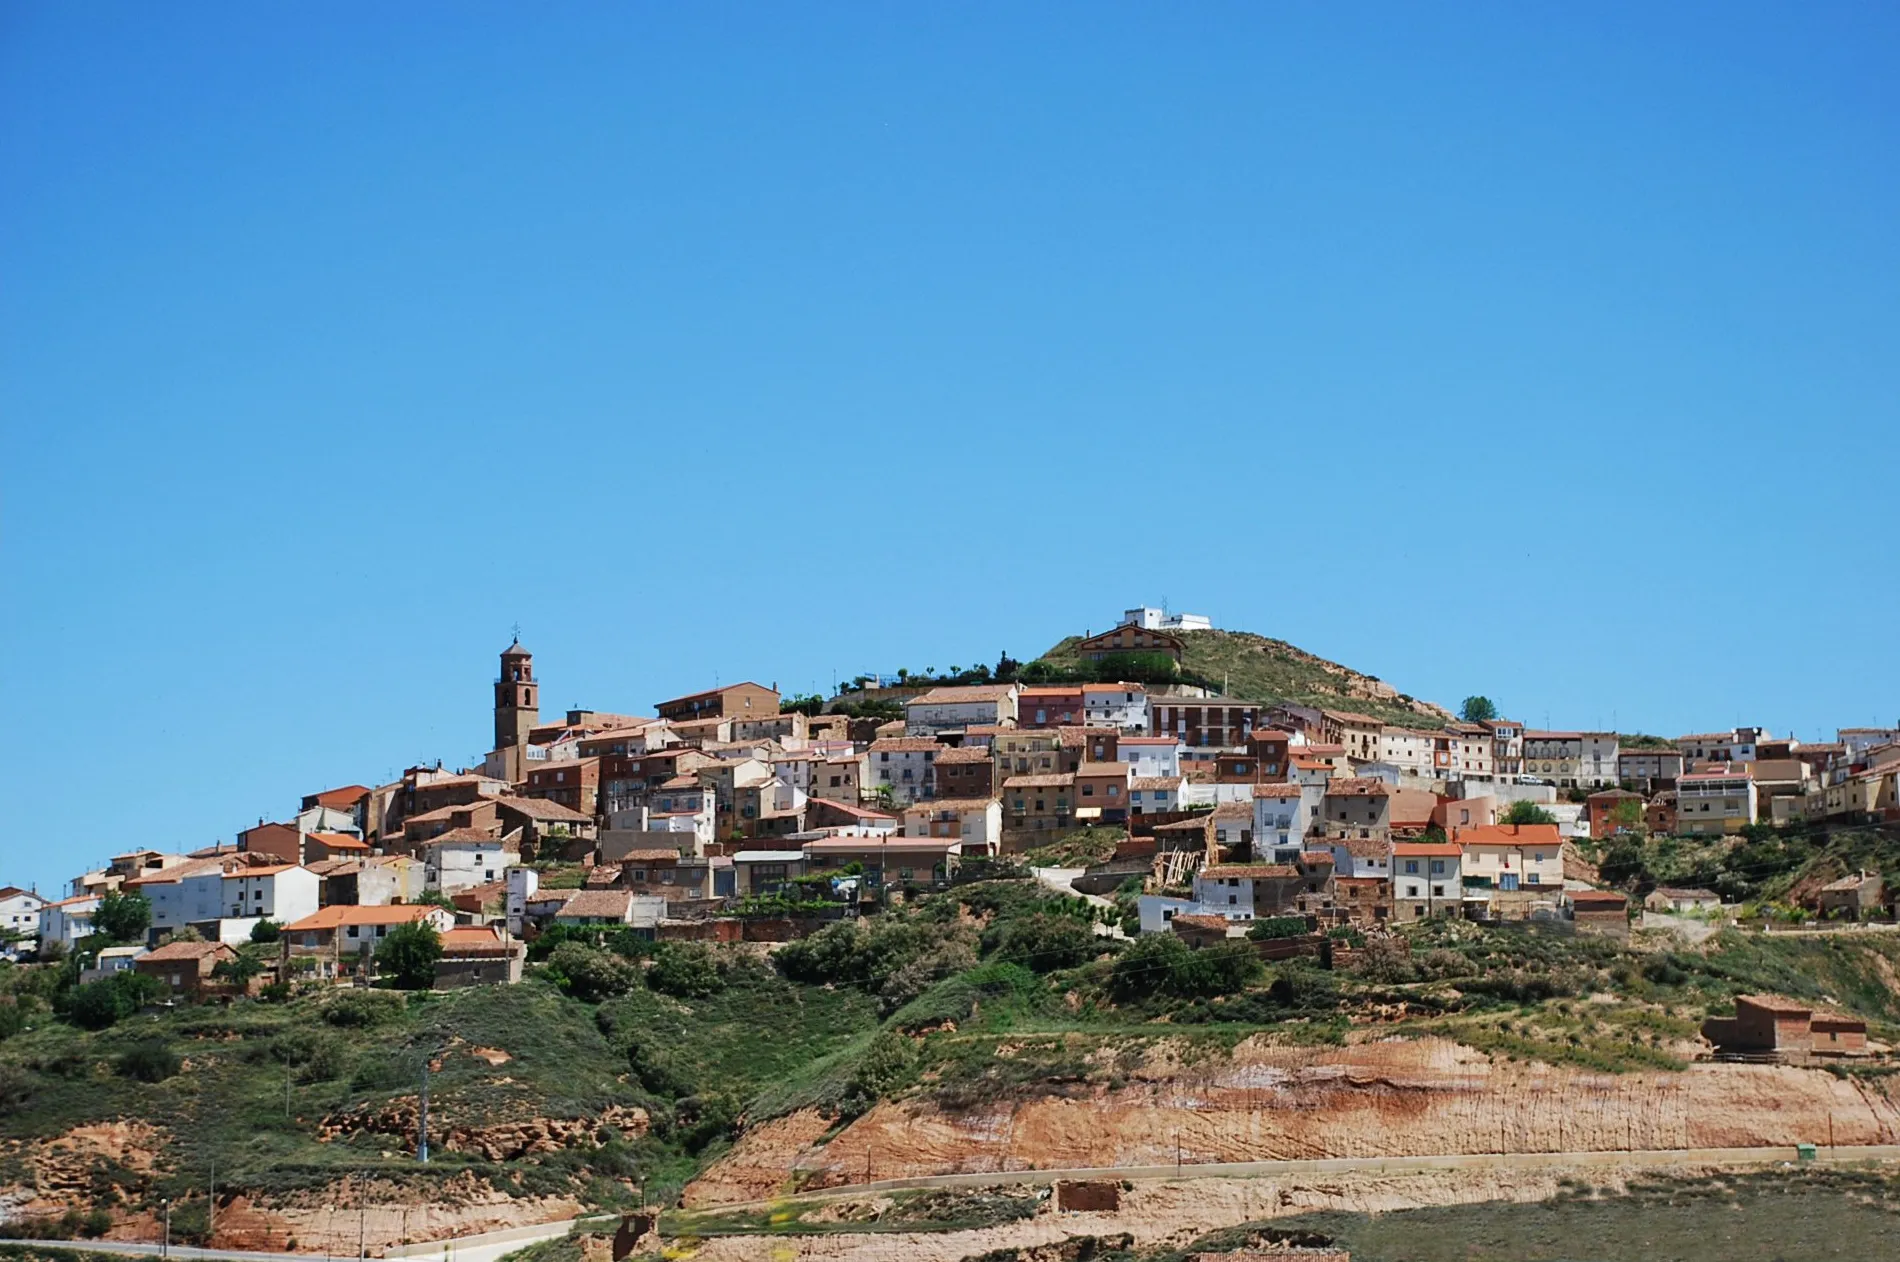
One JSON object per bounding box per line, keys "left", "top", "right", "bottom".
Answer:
{"left": 1143, "top": 1167, "right": 1900, "bottom": 1262}
{"left": 1020, "top": 827, "right": 1126, "bottom": 868}
{"left": 1040, "top": 628, "right": 1447, "bottom": 726}
{"left": 663, "top": 1187, "right": 1042, "bottom": 1237}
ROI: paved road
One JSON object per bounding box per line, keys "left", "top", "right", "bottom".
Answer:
{"left": 733, "top": 1142, "right": 1900, "bottom": 1209}
{"left": 0, "top": 1214, "right": 615, "bottom": 1262}
{"left": 1030, "top": 867, "right": 1127, "bottom": 938}
{"left": 16, "top": 1143, "right": 1900, "bottom": 1257}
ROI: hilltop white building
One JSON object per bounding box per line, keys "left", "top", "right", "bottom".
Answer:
{"left": 1121, "top": 606, "right": 1212, "bottom": 633}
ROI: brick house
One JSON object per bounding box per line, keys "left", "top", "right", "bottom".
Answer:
{"left": 135, "top": 941, "right": 238, "bottom": 998}
{"left": 654, "top": 682, "right": 780, "bottom": 724}
{"left": 1586, "top": 788, "right": 1647, "bottom": 840}
{"left": 1075, "top": 761, "right": 1132, "bottom": 824}
{"left": 1815, "top": 871, "right": 1886, "bottom": 920}
{"left": 1016, "top": 686, "right": 1085, "bottom": 729}
{"left": 1701, "top": 995, "right": 1868, "bottom": 1059}
{"left": 933, "top": 745, "right": 994, "bottom": 799}
{"left": 523, "top": 757, "right": 601, "bottom": 816}
{"left": 1002, "top": 773, "right": 1075, "bottom": 840}
{"left": 1074, "top": 625, "right": 1185, "bottom": 664}
{"left": 1150, "top": 699, "right": 1266, "bottom": 749}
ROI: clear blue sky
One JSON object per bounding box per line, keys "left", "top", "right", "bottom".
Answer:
{"left": 3, "top": 2, "right": 1896, "bottom": 892}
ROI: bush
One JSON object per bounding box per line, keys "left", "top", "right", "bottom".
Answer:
{"left": 66, "top": 972, "right": 160, "bottom": 1030}
{"left": 94, "top": 890, "right": 152, "bottom": 943}
{"left": 1110, "top": 935, "right": 1260, "bottom": 1002}
{"left": 849, "top": 1031, "right": 918, "bottom": 1104}
{"left": 321, "top": 989, "right": 405, "bottom": 1028}
{"left": 1246, "top": 916, "right": 1309, "bottom": 941}
{"left": 116, "top": 1039, "right": 181, "bottom": 1083}
{"left": 1504, "top": 801, "right": 1558, "bottom": 826}
{"left": 0, "top": 1002, "right": 24, "bottom": 1041}
{"left": 776, "top": 917, "right": 957, "bottom": 988}
{"left": 981, "top": 913, "right": 1099, "bottom": 973}
{"left": 375, "top": 921, "right": 442, "bottom": 990}
{"left": 545, "top": 943, "right": 638, "bottom": 1002}
{"left": 645, "top": 943, "right": 725, "bottom": 999}
{"left": 250, "top": 919, "right": 283, "bottom": 944}
{"left": 626, "top": 1033, "right": 697, "bottom": 1097}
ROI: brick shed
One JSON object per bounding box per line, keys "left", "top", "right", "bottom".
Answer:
{"left": 1054, "top": 1180, "right": 1122, "bottom": 1212}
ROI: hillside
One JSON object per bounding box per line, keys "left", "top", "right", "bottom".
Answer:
{"left": 1041, "top": 628, "right": 1454, "bottom": 727}
{"left": 8, "top": 837, "right": 1900, "bottom": 1252}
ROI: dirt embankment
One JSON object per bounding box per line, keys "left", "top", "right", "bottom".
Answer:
{"left": 0, "top": 1117, "right": 596, "bottom": 1253}
{"left": 677, "top": 1163, "right": 1689, "bottom": 1262}
{"left": 198, "top": 1173, "right": 583, "bottom": 1254}
{"left": 691, "top": 1037, "right": 1900, "bottom": 1206}
{"left": 317, "top": 1099, "right": 649, "bottom": 1162}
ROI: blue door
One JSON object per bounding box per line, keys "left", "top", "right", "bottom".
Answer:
{"left": 1500, "top": 873, "right": 1519, "bottom": 891}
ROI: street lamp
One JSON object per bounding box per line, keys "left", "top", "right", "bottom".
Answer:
{"left": 161, "top": 1199, "right": 170, "bottom": 1258}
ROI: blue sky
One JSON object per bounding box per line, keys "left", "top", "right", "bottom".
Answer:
{"left": 3, "top": 2, "right": 1896, "bottom": 892}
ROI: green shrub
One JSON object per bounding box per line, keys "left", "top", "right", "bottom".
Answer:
{"left": 981, "top": 913, "right": 1099, "bottom": 973}
{"left": 545, "top": 943, "right": 638, "bottom": 1002}
{"left": 320, "top": 988, "right": 404, "bottom": 1028}
{"left": 1247, "top": 916, "right": 1309, "bottom": 941}
{"left": 375, "top": 921, "right": 441, "bottom": 990}
{"left": 115, "top": 1038, "right": 180, "bottom": 1083}
{"left": 1110, "top": 935, "right": 1260, "bottom": 1002}
{"left": 250, "top": 919, "right": 283, "bottom": 944}
{"left": 66, "top": 972, "right": 159, "bottom": 1030}
{"left": 645, "top": 943, "right": 725, "bottom": 999}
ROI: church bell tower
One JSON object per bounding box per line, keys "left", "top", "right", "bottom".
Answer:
{"left": 495, "top": 639, "right": 539, "bottom": 772}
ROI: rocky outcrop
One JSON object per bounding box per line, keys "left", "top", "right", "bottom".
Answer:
{"left": 691, "top": 1036, "right": 1900, "bottom": 1206}
{"left": 316, "top": 1101, "right": 648, "bottom": 1161}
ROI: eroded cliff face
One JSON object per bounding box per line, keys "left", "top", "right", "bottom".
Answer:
{"left": 689, "top": 1036, "right": 1900, "bottom": 1206}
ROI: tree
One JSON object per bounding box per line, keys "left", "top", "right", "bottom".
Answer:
{"left": 93, "top": 891, "right": 151, "bottom": 943}
{"left": 1610, "top": 797, "right": 1646, "bottom": 834}
{"left": 374, "top": 921, "right": 441, "bottom": 990}
{"left": 250, "top": 919, "right": 283, "bottom": 944}
{"left": 1503, "top": 800, "right": 1558, "bottom": 826}
{"left": 645, "top": 942, "right": 726, "bottom": 998}
{"left": 545, "top": 942, "right": 637, "bottom": 1001}
{"left": 1460, "top": 696, "right": 1498, "bottom": 723}
{"left": 213, "top": 954, "right": 265, "bottom": 989}
{"left": 993, "top": 651, "right": 1022, "bottom": 683}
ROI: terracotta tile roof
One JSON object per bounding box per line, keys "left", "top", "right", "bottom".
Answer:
{"left": 308, "top": 832, "right": 370, "bottom": 851}
{"left": 1341, "top": 836, "right": 1390, "bottom": 858}
{"left": 1131, "top": 776, "right": 1183, "bottom": 791}
{"left": 1212, "top": 802, "right": 1253, "bottom": 820}
{"left": 440, "top": 926, "right": 512, "bottom": 954}
{"left": 497, "top": 796, "right": 594, "bottom": 822}
{"left": 906, "top": 797, "right": 1000, "bottom": 813}
{"left": 1170, "top": 914, "right": 1232, "bottom": 932}
{"left": 140, "top": 940, "right": 234, "bottom": 963}
{"left": 1119, "top": 737, "right": 1180, "bottom": 746}
{"left": 428, "top": 827, "right": 506, "bottom": 844}
{"left": 1453, "top": 823, "right": 1562, "bottom": 847}
{"left": 404, "top": 801, "right": 496, "bottom": 825}
{"left": 1325, "top": 777, "right": 1391, "bottom": 797}
{"left": 1393, "top": 842, "right": 1462, "bottom": 857}
{"left": 1152, "top": 815, "right": 1214, "bottom": 832}
{"left": 1252, "top": 783, "right": 1304, "bottom": 798}
{"left": 1003, "top": 773, "right": 1074, "bottom": 789}
{"left": 935, "top": 746, "right": 992, "bottom": 764}
{"left": 554, "top": 890, "right": 635, "bottom": 919}
{"left": 285, "top": 904, "right": 441, "bottom": 932}
{"left": 620, "top": 850, "right": 688, "bottom": 863}
{"left": 912, "top": 685, "right": 1017, "bottom": 704}
{"left": 308, "top": 785, "right": 371, "bottom": 809}
{"left": 1076, "top": 761, "right": 1129, "bottom": 778}
{"left": 1202, "top": 864, "right": 1299, "bottom": 879}
{"left": 869, "top": 737, "right": 943, "bottom": 753}
{"left": 809, "top": 799, "right": 898, "bottom": 821}
{"left": 1568, "top": 891, "right": 1628, "bottom": 908}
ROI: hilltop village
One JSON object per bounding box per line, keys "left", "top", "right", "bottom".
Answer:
{"left": 7, "top": 609, "right": 1897, "bottom": 997}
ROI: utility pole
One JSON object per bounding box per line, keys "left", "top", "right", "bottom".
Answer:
{"left": 162, "top": 1199, "right": 171, "bottom": 1259}
{"left": 419, "top": 1061, "right": 431, "bottom": 1163}
{"left": 359, "top": 1179, "right": 367, "bottom": 1262}
{"left": 208, "top": 1155, "right": 216, "bottom": 1244}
